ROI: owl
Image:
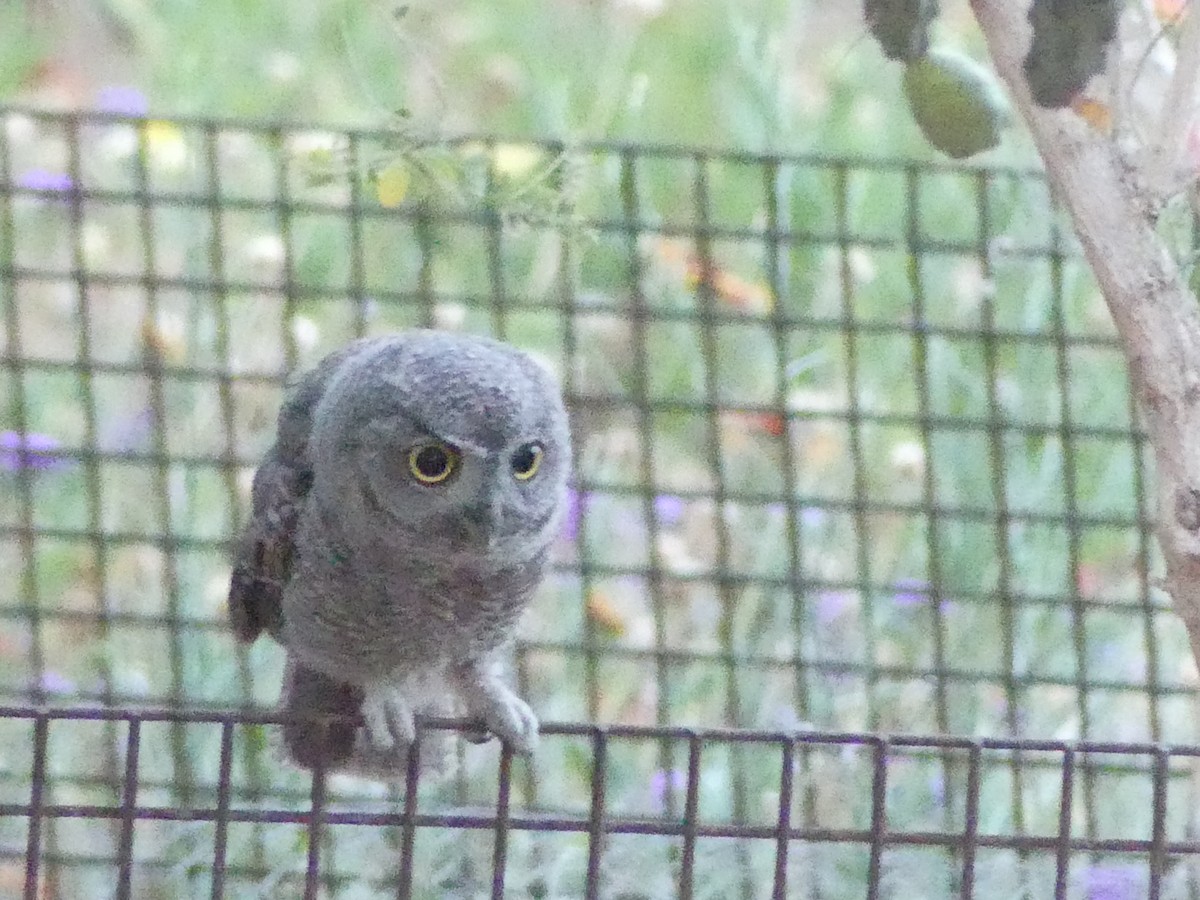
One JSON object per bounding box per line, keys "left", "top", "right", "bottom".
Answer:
{"left": 228, "top": 330, "right": 571, "bottom": 776}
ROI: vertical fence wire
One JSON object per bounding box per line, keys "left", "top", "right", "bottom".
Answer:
{"left": 63, "top": 112, "right": 116, "bottom": 897}
{"left": 133, "top": 110, "right": 195, "bottom": 810}
{"left": 975, "top": 170, "right": 1029, "bottom": 877}
{"left": 906, "top": 165, "right": 958, "bottom": 887}
{"left": 23, "top": 714, "right": 48, "bottom": 900}
{"left": 833, "top": 163, "right": 881, "bottom": 733}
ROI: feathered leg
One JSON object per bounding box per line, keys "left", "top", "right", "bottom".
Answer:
{"left": 279, "top": 656, "right": 364, "bottom": 771}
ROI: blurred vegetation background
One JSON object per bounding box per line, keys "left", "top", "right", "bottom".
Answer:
{"left": 3, "top": 0, "right": 1033, "bottom": 159}
{"left": 2, "top": 1, "right": 1195, "bottom": 897}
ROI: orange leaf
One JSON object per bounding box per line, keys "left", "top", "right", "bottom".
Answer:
{"left": 1155, "top": 0, "right": 1188, "bottom": 22}
{"left": 1071, "top": 97, "right": 1112, "bottom": 134}
{"left": 655, "top": 239, "right": 773, "bottom": 312}
{"left": 738, "top": 411, "right": 786, "bottom": 437}
{"left": 585, "top": 591, "right": 627, "bottom": 638}
{"left": 684, "top": 260, "right": 773, "bottom": 312}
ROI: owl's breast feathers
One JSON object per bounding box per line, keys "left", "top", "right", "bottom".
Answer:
{"left": 438, "top": 552, "right": 548, "bottom": 656}
{"left": 288, "top": 523, "right": 547, "bottom": 678}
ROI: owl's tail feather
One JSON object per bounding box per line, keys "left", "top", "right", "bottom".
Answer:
{"left": 279, "top": 659, "right": 365, "bottom": 771}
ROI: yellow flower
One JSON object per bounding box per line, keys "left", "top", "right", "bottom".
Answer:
{"left": 375, "top": 160, "right": 411, "bottom": 208}
{"left": 142, "top": 120, "right": 189, "bottom": 171}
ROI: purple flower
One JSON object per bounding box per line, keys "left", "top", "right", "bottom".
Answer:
{"left": 96, "top": 85, "right": 149, "bottom": 117}
{"left": 653, "top": 494, "right": 686, "bottom": 527}
{"left": 1082, "top": 863, "right": 1144, "bottom": 900}
{"left": 649, "top": 768, "right": 688, "bottom": 810}
{"left": 560, "top": 487, "right": 588, "bottom": 543}
{"left": 32, "top": 670, "right": 77, "bottom": 696}
{"left": 928, "top": 770, "right": 945, "bottom": 808}
{"left": 0, "top": 431, "right": 72, "bottom": 472}
{"left": 99, "top": 408, "right": 154, "bottom": 453}
{"left": 891, "top": 578, "right": 958, "bottom": 613}
{"left": 815, "top": 589, "right": 855, "bottom": 624}
{"left": 892, "top": 578, "right": 930, "bottom": 606}
{"left": 16, "top": 170, "right": 74, "bottom": 195}
{"left": 762, "top": 502, "right": 787, "bottom": 524}
{"left": 801, "top": 506, "right": 827, "bottom": 529}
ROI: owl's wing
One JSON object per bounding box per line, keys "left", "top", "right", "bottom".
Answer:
{"left": 228, "top": 341, "right": 369, "bottom": 644}
{"left": 228, "top": 452, "right": 311, "bottom": 643}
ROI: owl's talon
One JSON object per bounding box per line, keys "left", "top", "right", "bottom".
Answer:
{"left": 361, "top": 684, "right": 415, "bottom": 752}
{"left": 458, "top": 680, "right": 539, "bottom": 753}
{"left": 463, "top": 727, "right": 493, "bottom": 745}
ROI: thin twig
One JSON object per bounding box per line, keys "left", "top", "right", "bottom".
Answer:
{"left": 1151, "top": 0, "right": 1200, "bottom": 194}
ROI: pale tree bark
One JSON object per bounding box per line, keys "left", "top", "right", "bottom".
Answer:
{"left": 970, "top": 0, "right": 1200, "bottom": 667}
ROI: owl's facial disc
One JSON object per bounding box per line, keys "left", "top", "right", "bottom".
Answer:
{"left": 354, "top": 408, "right": 561, "bottom": 558}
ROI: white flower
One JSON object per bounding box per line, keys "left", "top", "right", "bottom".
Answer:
{"left": 613, "top": 0, "right": 667, "bottom": 17}
{"left": 4, "top": 112, "right": 36, "bottom": 145}
{"left": 890, "top": 440, "right": 926, "bottom": 480}
{"left": 657, "top": 533, "right": 705, "bottom": 575}
{"left": 291, "top": 315, "right": 320, "bottom": 351}
{"left": 264, "top": 51, "right": 302, "bottom": 83}
{"left": 431, "top": 302, "right": 467, "bottom": 331}
{"left": 848, "top": 247, "right": 877, "bottom": 284}
{"left": 81, "top": 222, "right": 112, "bottom": 268}
{"left": 287, "top": 131, "right": 345, "bottom": 157}
{"left": 244, "top": 233, "right": 287, "bottom": 269}
{"left": 97, "top": 125, "right": 139, "bottom": 161}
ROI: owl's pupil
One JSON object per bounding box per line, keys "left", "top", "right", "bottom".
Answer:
{"left": 414, "top": 446, "right": 448, "bottom": 478}
{"left": 512, "top": 442, "right": 543, "bottom": 476}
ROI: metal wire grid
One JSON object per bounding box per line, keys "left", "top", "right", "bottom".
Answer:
{"left": 3, "top": 706, "right": 1200, "bottom": 899}
{"left": 0, "top": 107, "right": 1193, "bottom": 895}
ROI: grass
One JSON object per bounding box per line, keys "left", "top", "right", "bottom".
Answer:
{"left": 0, "top": 1, "right": 1196, "bottom": 897}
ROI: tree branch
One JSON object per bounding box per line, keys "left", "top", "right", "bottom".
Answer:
{"left": 971, "top": 0, "right": 1200, "bottom": 667}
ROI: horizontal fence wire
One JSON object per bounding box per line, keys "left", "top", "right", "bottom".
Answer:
{"left": 2, "top": 707, "right": 1200, "bottom": 899}
{"left": 0, "top": 107, "right": 1195, "bottom": 897}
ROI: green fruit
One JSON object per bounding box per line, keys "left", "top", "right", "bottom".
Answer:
{"left": 903, "top": 48, "right": 1011, "bottom": 159}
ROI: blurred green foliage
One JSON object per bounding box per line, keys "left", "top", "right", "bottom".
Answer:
{"left": 6, "top": 1, "right": 1032, "bottom": 160}
{"left": 0, "top": 2, "right": 1187, "bottom": 898}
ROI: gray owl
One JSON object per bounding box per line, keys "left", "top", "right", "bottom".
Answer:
{"left": 228, "top": 330, "right": 571, "bottom": 776}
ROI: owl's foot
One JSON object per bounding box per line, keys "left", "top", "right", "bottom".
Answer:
{"left": 360, "top": 683, "right": 416, "bottom": 753}
{"left": 452, "top": 669, "right": 539, "bottom": 753}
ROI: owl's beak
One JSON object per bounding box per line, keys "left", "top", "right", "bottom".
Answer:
{"left": 462, "top": 495, "right": 503, "bottom": 548}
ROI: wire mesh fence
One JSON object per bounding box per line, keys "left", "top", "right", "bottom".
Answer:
{"left": 5, "top": 706, "right": 1200, "bottom": 899}
{"left": 0, "top": 106, "right": 1197, "bottom": 897}
{"left": 7, "top": 705, "right": 1200, "bottom": 900}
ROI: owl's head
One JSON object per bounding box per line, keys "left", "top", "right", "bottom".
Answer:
{"left": 310, "top": 331, "right": 571, "bottom": 563}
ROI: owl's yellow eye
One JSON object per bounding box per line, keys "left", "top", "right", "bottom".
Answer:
{"left": 511, "top": 441, "right": 544, "bottom": 481}
{"left": 408, "top": 442, "right": 458, "bottom": 484}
